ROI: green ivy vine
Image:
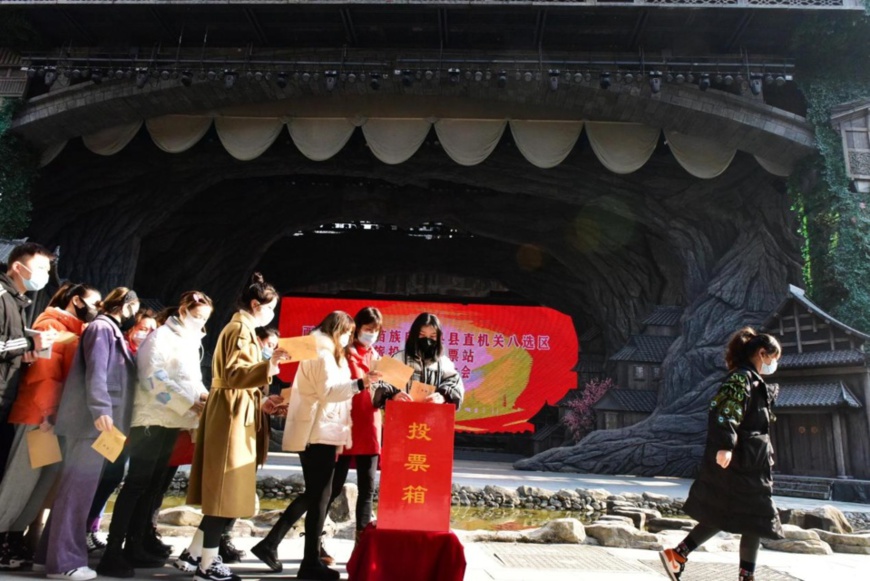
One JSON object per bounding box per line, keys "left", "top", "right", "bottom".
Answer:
{"left": 0, "top": 98, "right": 36, "bottom": 238}
{"left": 788, "top": 5, "right": 870, "bottom": 330}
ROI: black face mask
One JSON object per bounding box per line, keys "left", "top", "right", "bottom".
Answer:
{"left": 74, "top": 300, "right": 98, "bottom": 323}
{"left": 419, "top": 338, "right": 439, "bottom": 360}
{"left": 120, "top": 315, "right": 136, "bottom": 332}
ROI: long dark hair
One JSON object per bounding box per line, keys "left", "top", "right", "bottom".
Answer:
{"left": 47, "top": 282, "right": 99, "bottom": 309}
{"left": 725, "top": 326, "right": 781, "bottom": 370}
{"left": 353, "top": 307, "right": 383, "bottom": 341}
{"left": 405, "top": 312, "right": 443, "bottom": 360}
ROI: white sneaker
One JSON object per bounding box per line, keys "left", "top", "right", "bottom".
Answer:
{"left": 32, "top": 563, "right": 45, "bottom": 572}
{"left": 47, "top": 566, "right": 97, "bottom": 580}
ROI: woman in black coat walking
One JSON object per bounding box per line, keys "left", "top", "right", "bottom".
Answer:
{"left": 659, "top": 327, "right": 783, "bottom": 581}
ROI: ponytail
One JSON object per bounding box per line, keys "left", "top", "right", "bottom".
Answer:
{"left": 238, "top": 272, "right": 278, "bottom": 312}
{"left": 725, "top": 326, "right": 781, "bottom": 370}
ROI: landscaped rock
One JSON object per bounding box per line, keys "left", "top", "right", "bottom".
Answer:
{"left": 781, "top": 524, "right": 821, "bottom": 541}
{"left": 596, "top": 515, "right": 634, "bottom": 525}
{"left": 643, "top": 492, "right": 671, "bottom": 503}
{"left": 526, "top": 518, "right": 586, "bottom": 544}
{"left": 251, "top": 510, "right": 283, "bottom": 527}
{"left": 812, "top": 529, "right": 870, "bottom": 555}
{"left": 158, "top": 506, "right": 202, "bottom": 527}
{"left": 584, "top": 522, "right": 662, "bottom": 550}
{"left": 328, "top": 483, "right": 358, "bottom": 523}
{"left": 485, "top": 485, "right": 520, "bottom": 504}
{"left": 609, "top": 508, "right": 646, "bottom": 530}
{"left": 779, "top": 506, "right": 853, "bottom": 534}
{"left": 518, "top": 486, "right": 553, "bottom": 500}
{"left": 762, "top": 538, "right": 832, "bottom": 555}
{"left": 576, "top": 488, "right": 610, "bottom": 502}
{"left": 647, "top": 517, "right": 697, "bottom": 533}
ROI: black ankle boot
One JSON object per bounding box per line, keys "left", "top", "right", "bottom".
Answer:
{"left": 297, "top": 560, "right": 339, "bottom": 580}
{"left": 96, "top": 539, "right": 135, "bottom": 578}
{"left": 251, "top": 510, "right": 298, "bottom": 572}
{"left": 123, "top": 536, "right": 166, "bottom": 568}
{"left": 142, "top": 526, "right": 172, "bottom": 558}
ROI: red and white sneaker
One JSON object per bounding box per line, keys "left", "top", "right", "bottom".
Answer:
{"left": 658, "top": 548, "right": 686, "bottom": 581}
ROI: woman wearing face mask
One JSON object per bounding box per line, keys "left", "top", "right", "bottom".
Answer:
{"left": 659, "top": 327, "right": 783, "bottom": 581}
{"left": 252, "top": 311, "right": 381, "bottom": 579}
{"left": 0, "top": 283, "right": 100, "bottom": 571}
{"left": 374, "top": 312, "right": 464, "bottom": 409}
{"left": 42, "top": 288, "right": 140, "bottom": 581}
{"left": 125, "top": 311, "right": 157, "bottom": 355}
{"left": 251, "top": 307, "right": 383, "bottom": 572}
{"left": 97, "top": 291, "right": 214, "bottom": 578}
{"left": 176, "top": 273, "right": 289, "bottom": 581}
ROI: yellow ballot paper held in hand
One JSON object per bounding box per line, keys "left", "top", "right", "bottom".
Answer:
{"left": 410, "top": 381, "right": 437, "bottom": 402}
{"left": 373, "top": 357, "right": 414, "bottom": 389}
{"left": 280, "top": 387, "right": 292, "bottom": 403}
{"left": 92, "top": 426, "right": 127, "bottom": 462}
{"left": 26, "top": 429, "right": 62, "bottom": 468}
{"left": 277, "top": 335, "right": 319, "bottom": 362}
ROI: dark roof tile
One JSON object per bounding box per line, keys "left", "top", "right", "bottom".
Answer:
{"left": 778, "top": 350, "right": 866, "bottom": 369}
{"left": 593, "top": 389, "right": 658, "bottom": 413}
{"left": 641, "top": 306, "right": 684, "bottom": 327}
{"left": 610, "top": 335, "right": 675, "bottom": 363}
{"left": 775, "top": 382, "right": 863, "bottom": 409}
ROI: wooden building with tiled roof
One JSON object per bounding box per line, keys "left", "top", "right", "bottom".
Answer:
{"left": 764, "top": 285, "right": 870, "bottom": 480}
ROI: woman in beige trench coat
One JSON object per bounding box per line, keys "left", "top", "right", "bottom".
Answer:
{"left": 176, "top": 273, "right": 289, "bottom": 581}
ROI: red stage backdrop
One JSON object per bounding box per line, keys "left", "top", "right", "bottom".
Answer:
{"left": 278, "top": 297, "right": 578, "bottom": 433}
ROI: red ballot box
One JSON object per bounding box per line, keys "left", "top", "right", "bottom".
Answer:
{"left": 377, "top": 401, "right": 455, "bottom": 532}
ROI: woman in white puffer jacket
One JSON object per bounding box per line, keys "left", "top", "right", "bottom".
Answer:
{"left": 269, "top": 311, "right": 379, "bottom": 581}
{"left": 96, "top": 291, "right": 213, "bottom": 577}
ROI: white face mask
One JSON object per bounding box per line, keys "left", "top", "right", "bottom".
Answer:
{"left": 254, "top": 305, "right": 275, "bottom": 327}
{"left": 132, "top": 330, "right": 149, "bottom": 344}
{"left": 182, "top": 315, "right": 205, "bottom": 332}
{"left": 18, "top": 262, "right": 50, "bottom": 292}
{"left": 338, "top": 333, "right": 351, "bottom": 348}
{"left": 760, "top": 359, "right": 778, "bottom": 375}
{"left": 358, "top": 331, "right": 378, "bottom": 347}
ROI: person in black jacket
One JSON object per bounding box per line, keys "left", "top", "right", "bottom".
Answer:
{"left": 0, "top": 242, "right": 56, "bottom": 482}
{"left": 659, "top": 327, "right": 783, "bottom": 581}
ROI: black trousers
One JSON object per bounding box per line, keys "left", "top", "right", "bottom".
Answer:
{"left": 107, "top": 426, "right": 179, "bottom": 543}
{"left": 687, "top": 523, "right": 760, "bottom": 565}
{"left": 330, "top": 455, "right": 377, "bottom": 530}
{"left": 299, "top": 444, "right": 338, "bottom": 566}
{"left": 88, "top": 449, "right": 128, "bottom": 531}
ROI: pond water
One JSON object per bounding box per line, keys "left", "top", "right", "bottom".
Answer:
{"left": 108, "top": 495, "right": 598, "bottom": 532}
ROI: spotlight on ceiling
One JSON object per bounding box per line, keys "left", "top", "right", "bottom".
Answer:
{"left": 347, "top": 72, "right": 357, "bottom": 84}
{"left": 254, "top": 71, "right": 264, "bottom": 82}
{"left": 676, "top": 72, "right": 687, "bottom": 84}
{"left": 724, "top": 74, "right": 734, "bottom": 86}
{"left": 749, "top": 74, "right": 763, "bottom": 96}
{"left": 775, "top": 74, "right": 786, "bottom": 87}
{"left": 91, "top": 69, "right": 103, "bottom": 84}
{"left": 448, "top": 68, "right": 460, "bottom": 84}
{"left": 523, "top": 71, "right": 533, "bottom": 82}
{"left": 160, "top": 69, "right": 170, "bottom": 81}
{"left": 115, "top": 69, "right": 125, "bottom": 80}
{"left": 573, "top": 72, "right": 583, "bottom": 83}
{"left": 599, "top": 72, "right": 612, "bottom": 90}
{"left": 181, "top": 70, "right": 193, "bottom": 87}
{"left": 548, "top": 69, "right": 560, "bottom": 91}
{"left": 369, "top": 72, "right": 381, "bottom": 90}
{"left": 206, "top": 69, "right": 218, "bottom": 81}
{"left": 698, "top": 73, "right": 711, "bottom": 92}
{"left": 275, "top": 72, "right": 288, "bottom": 89}
{"left": 424, "top": 70, "right": 434, "bottom": 81}
{"left": 497, "top": 70, "right": 507, "bottom": 88}
{"left": 135, "top": 68, "right": 149, "bottom": 89}
{"left": 325, "top": 70, "right": 337, "bottom": 91}
{"left": 224, "top": 70, "right": 237, "bottom": 89}
{"left": 473, "top": 70, "right": 483, "bottom": 82}
{"left": 71, "top": 68, "right": 82, "bottom": 79}
{"left": 25, "top": 67, "right": 36, "bottom": 79}
{"left": 648, "top": 71, "right": 662, "bottom": 94}
{"left": 623, "top": 72, "right": 634, "bottom": 84}
{"left": 401, "top": 70, "right": 413, "bottom": 87}
{"left": 764, "top": 73, "right": 774, "bottom": 85}
{"left": 43, "top": 67, "right": 57, "bottom": 87}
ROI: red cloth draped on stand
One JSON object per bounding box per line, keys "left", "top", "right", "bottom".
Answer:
{"left": 346, "top": 524, "right": 466, "bottom": 581}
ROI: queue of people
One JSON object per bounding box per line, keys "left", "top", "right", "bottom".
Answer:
{"left": 0, "top": 243, "right": 466, "bottom": 581}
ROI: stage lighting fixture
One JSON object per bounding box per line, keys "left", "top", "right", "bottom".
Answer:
{"left": 649, "top": 71, "right": 662, "bottom": 94}
{"left": 523, "top": 71, "right": 533, "bottom": 82}
{"left": 275, "top": 72, "right": 288, "bottom": 89}
{"left": 91, "top": 69, "right": 103, "bottom": 84}
{"left": 71, "top": 68, "right": 81, "bottom": 79}
{"left": 714, "top": 73, "right": 723, "bottom": 84}
{"left": 548, "top": 69, "right": 560, "bottom": 91}
{"left": 347, "top": 72, "right": 357, "bottom": 83}
{"left": 301, "top": 72, "right": 311, "bottom": 83}
{"left": 724, "top": 74, "right": 734, "bottom": 86}
{"left": 497, "top": 70, "right": 507, "bottom": 88}
{"left": 775, "top": 74, "right": 786, "bottom": 87}
{"left": 424, "top": 70, "right": 434, "bottom": 80}
{"left": 26, "top": 67, "right": 36, "bottom": 78}
{"left": 135, "top": 69, "right": 148, "bottom": 88}
{"left": 448, "top": 68, "right": 460, "bottom": 84}
{"left": 224, "top": 71, "right": 237, "bottom": 89}
{"left": 115, "top": 69, "right": 125, "bottom": 80}
{"left": 623, "top": 72, "right": 634, "bottom": 83}
{"left": 325, "top": 71, "right": 337, "bottom": 91}
{"left": 474, "top": 70, "right": 483, "bottom": 82}
{"left": 44, "top": 68, "right": 57, "bottom": 87}
{"left": 254, "top": 71, "right": 264, "bottom": 82}
{"left": 573, "top": 72, "right": 583, "bottom": 83}
{"left": 401, "top": 70, "right": 413, "bottom": 87}
{"left": 600, "top": 72, "right": 611, "bottom": 90}
{"left": 369, "top": 72, "right": 381, "bottom": 90}
{"left": 750, "top": 75, "right": 763, "bottom": 96}
{"left": 698, "top": 73, "right": 711, "bottom": 91}
{"left": 765, "top": 74, "right": 774, "bottom": 85}
{"left": 207, "top": 69, "right": 218, "bottom": 81}
{"left": 181, "top": 70, "right": 193, "bottom": 87}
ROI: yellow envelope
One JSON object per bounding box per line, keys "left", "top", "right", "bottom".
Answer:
{"left": 92, "top": 426, "right": 127, "bottom": 462}
{"left": 373, "top": 357, "right": 414, "bottom": 389}
{"left": 410, "top": 381, "right": 437, "bottom": 403}
{"left": 277, "top": 335, "right": 319, "bottom": 362}
{"left": 54, "top": 331, "right": 78, "bottom": 345}
{"left": 280, "top": 387, "right": 292, "bottom": 403}
{"left": 26, "top": 429, "right": 62, "bottom": 468}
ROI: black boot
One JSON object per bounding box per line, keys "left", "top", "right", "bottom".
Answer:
{"left": 218, "top": 534, "right": 245, "bottom": 564}
{"left": 123, "top": 536, "right": 166, "bottom": 568}
{"left": 142, "top": 525, "right": 172, "bottom": 558}
{"left": 96, "top": 537, "right": 135, "bottom": 578}
{"left": 251, "top": 511, "right": 298, "bottom": 572}
{"left": 5, "top": 531, "right": 31, "bottom": 566}
{"left": 296, "top": 560, "right": 340, "bottom": 580}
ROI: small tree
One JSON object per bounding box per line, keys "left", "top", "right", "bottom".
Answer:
{"left": 562, "top": 377, "right": 615, "bottom": 442}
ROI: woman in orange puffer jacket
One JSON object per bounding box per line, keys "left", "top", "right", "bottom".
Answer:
{"left": 0, "top": 282, "right": 101, "bottom": 571}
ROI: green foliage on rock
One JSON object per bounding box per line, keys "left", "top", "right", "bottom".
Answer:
{"left": 0, "top": 99, "right": 36, "bottom": 238}
{"left": 788, "top": 7, "right": 870, "bottom": 330}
